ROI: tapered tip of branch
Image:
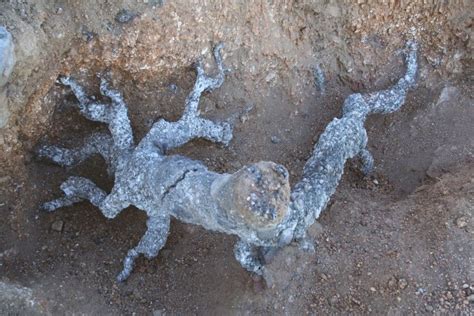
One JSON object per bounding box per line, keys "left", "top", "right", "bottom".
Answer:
{"left": 406, "top": 40, "right": 418, "bottom": 53}
{"left": 214, "top": 42, "right": 224, "bottom": 54}
{"left": 193, "top": 59, "right": 205, "bottom": 76}
{"left": 213, "top": 42, "right": 226, "bottom": 71}
{"left": 57, "top": 75, "right": 72, "bottom": 86}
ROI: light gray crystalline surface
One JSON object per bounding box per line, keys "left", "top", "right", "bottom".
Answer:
{"left": 0, "top": 26, "right": 15, "bottom": 87}
{"left": 38, "top": 41, "right": 418, "bottom": 281}
{"left": 0, "top": 26, "right": 15, "bottom": 128}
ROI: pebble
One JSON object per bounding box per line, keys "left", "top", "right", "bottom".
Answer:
{"left": 115, "top": 9, "right": 136, "bottom": 24}
{"left": 445, "top": 291, "right": 453, "bottom": 300}
{"left": 398, "top": 278, "right": 408, "bottom": 289}
{"left": 416, "top": 287, "right": 427, "bottom": 295}
{"left": 51, "top": 220, "right": 64, "bottom": 232}
{"left": 239, "top": 114, "right": 249, "bottom": 123}
{"left": 82, "top": 31, "right": 95, "bottom": 42}
{"left": 271, "top": 136, "right": 281, "bottom": 144}
{"left": 468, "top": 294, "right": 474, "bottom": 302}
{"left": 387, "top": 276, "right": 397, "bottom": 288}
{"left": 425, "top": 305, "right": 433, "bottom": 312}
{"left": 168, "top": 83, "right": 178, "bottom": 94}
{"left": 455, "top": 216, "right": 467, "bottom": 228}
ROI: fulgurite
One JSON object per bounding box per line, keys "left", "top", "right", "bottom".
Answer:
{"left": 38, "top": 41, "right": 418, "bottom": 281}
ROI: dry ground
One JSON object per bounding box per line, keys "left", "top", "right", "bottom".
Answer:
{"left": 0, "top": 1, "right": 472, "bottom": 314}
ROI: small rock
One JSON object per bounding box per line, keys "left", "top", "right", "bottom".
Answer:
{"left": 115, "top": 9, "right": 136, "bottom": 24}
{"left": 398, "top": 278, "right": 408, "bottom": 289}
{"left": 351, "top": 297, "right": 361, "bottom": 306}
{"left": 239, "top": 114, "right": 249, "bottom": 124}
{"left": 329, "top": 295, "right": 338, "bottom": 305}
{"left": 265, "top": 71, "right": 276, "bottom": 83}
{"left": 455, "top": 216, "right": 468, "bottom": 228}
{"left": 425, "top": 304, "right": 433, "bottom": 312}
{"left": 0, "top": 281, "right": 44, "bottom": 314}
{"left": 387, "top": 276, "right": 397, "bottom": 288}
{"left": 168, "top": 83, "right": 178, "bottom": 94}
{"left": 82, "top": 31, "right": 95, "bottom": 42}
{"left": 416, "top": 287, "right": 427, "bottom": 295}
{"left": 51, "top": 220, "right": 64, "bottom": 232}
{"left": 370, "top": 287, "right": 376, "bottom": 292}
{"left": 372, "top": 179, "right": 379, "bottom": 185}
{"left": 446, "top": 291, "right": 453, "bottom": 300}
{"left": 463, "top": 285, "right": 472, "bottom": 295}
{"left": 271, "top": 136, "right": 281, "bottom": 144}
{"left": 468, "top": 294, "right": 474, "bottom": 302}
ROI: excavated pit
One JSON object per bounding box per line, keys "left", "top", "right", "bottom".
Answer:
{"left": 0, "top": 1, "right": 472, "bottom": 314}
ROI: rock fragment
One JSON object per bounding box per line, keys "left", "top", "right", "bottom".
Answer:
{"left": 398, "top": 278, "right": 408, "bottom": 289}
{"left": 271, "top": 136, "right": 281, "bottom": 144}
{"left": 115, "top": 9, "right": 136, "bottom": 24}
{"left": 387, "top": 276, "right": 397, "bottom": 288}
{"left": 51, "top": 220, "right": 64, "bottom": 232}
{"left": 455, "top": 216, "right": 468, "bottom": 228}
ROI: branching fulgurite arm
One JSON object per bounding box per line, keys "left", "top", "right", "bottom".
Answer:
{"left": 361, "top": 40, "right": 418, "bottom": 115}
{"left": 288, "top": 41, "right": 418, "bottom": 241}
{"left": 37, "top": 133, "right": 116, "bottom": 172}
{"left": 39, "top": 76, "right": 135, "bottom": 172}
{"left": 39, "top": 76, "right": 136, "bottom": 213}
{"left": 59, "top": 76, "right": 135, "bottom": 154}
{"left": 142, "top": 43, "right": 233, "bottom": 151}
{"left": 41, "top": 176, "right": 107, "bottom": 212}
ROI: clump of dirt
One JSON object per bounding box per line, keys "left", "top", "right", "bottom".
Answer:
{"left": 0, "top": 1, "right": 472, "bottom": 314}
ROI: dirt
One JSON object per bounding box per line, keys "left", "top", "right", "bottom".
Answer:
{"left": 0, "top": 1, "right": 473, "bottom": 314}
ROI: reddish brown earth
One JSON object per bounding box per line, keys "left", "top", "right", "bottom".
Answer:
{"left": 0, "top": 1, "right": 472, "bottom": 314}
